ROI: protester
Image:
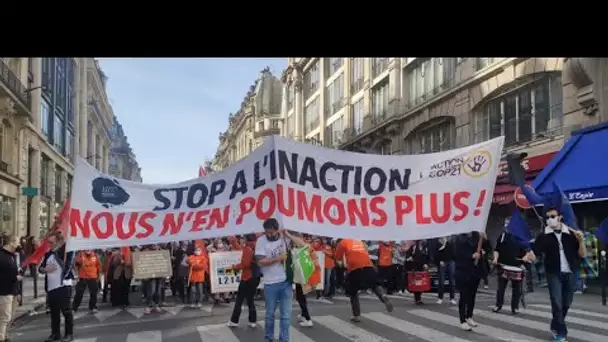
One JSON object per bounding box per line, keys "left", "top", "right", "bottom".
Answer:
{"left": 39, "top": 233, "right": 75, "bottom": 342}
{"left": 228, "top": 234, "right": 260, "bottom": 328}
{"left": 186, "top": 247, "right": 208, "bottom": 308}
{"left": 322, "top": 238, "right": 336, "bottom": 298}
{"left": 144, "top": 245, "right": 164, "bottom": 314}
{"left": 285, "top": 230, "right": 319, "bottom": 327}
{"left": 0, "top": 235, "right": 22, "bottom": 342}
{"left": 335, "top": 238, "right": 393, "bottom": 322}
{"left": 111, "top": 251, "right": 132, "bottom": 308}
{"left": 435, "top": 236, "right": 456, "bottom": 305}
{"left": 377, "top": 241, "right": 394, "bottom": 293}
{"left": 527, "top": 207, "right": 586, "bottom": 342}
{"left": 492, "top": 230, "right": 527, "bottom": 314}
{"left": 255, "top": 218, "right": 292, "bottom": 342}
{"left": 453, "top": 232, "right": 483, "bottom": 331}
{"left": 172, "top": 242, "right": 190, "bottom": 305}
{"left": 72, "top": 250, "right": 101, "bottom": 313}
{"left": 405, "top": 240, "right": 429, "bottom": 305}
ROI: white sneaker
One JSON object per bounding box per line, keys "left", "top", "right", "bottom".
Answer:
{"left": 436, "top": 299, "right": 443, "bottom": 304}
{"left": 450, "top": 299, "right": 457, "bottom": 305}
{"left": 297, "top": 314, "right": 304, "bottom": 322}
{"left": 143, "top": 308, "right": 151, "bottom": 314}
{"left": 466, "top": 318, "right": 478, "bottom": 327}
{"left": 248, "top": 322, "right": 257, "bottom": 329}
{"left": 299, "top": 320, "right": 313, "bottom": 327}
{"left": 460, "top": 322, "right": 472, "bottom": 331}
{"left": 227, "top": 321, "right": 238, "bottom": 328}
{"left": 196, "top": 303, "right": 202, "bottom": 308}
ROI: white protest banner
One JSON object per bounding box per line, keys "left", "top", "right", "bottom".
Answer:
{"left": 209, "top": 251, "right": 263, "bottom": 293}
{"left": 66, "top": 135, "right": 504, "bottom": 251}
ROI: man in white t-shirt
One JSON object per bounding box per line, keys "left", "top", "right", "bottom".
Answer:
{"left": 255, "top": 218, "right": 292, "bottom": 342}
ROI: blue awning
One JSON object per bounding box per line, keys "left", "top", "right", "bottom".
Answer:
{"left": 532, "top": 122, "right": 608, "bottom": 203}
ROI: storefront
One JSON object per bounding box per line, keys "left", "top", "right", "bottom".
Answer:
{"left": 532, "top": 122, "right": 608, "bottom": 233}
{"left": 0, "top": 178, "right": 19, "bottom": 235}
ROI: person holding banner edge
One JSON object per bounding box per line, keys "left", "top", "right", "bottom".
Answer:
{"left": 255, "top": 218, "right": 293, "bottom": 342}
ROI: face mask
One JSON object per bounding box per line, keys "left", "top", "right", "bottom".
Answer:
{"left": 547, "top": 217, "right": 561, "bottom": 229}
{"left": 194, "top": 251, "right": 201, "bottom": 256}
{"left": 216, "top": 244, "right": 224, "bottom": 249}
{"left": 85, "top": 251, "right": 91, "bottom": 255}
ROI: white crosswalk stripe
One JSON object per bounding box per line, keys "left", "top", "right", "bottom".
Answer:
{"left": 261, "top": 320, "right": 317, "bottom": 342}
{"left": 528, "top": 304, "right": 607, "bottom": 319}
{"left": 197, "top": 324, "right": 240, "bottom": 342}
{"left": 126, "top": 330, "right": 162, "bottom": 342}
{"left": 363, "top": 312, "right": 471, "bottom": 342}
{"left": 313, "top": 315, "right": 391, "bottom": 342}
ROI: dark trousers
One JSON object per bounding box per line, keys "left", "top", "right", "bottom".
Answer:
{"left": 294, "top": 284, "right": 311, "bottom": 321}
{"left": 438, "top": 261, "right": 456, "bottom": 300}
{"left": 48, "top": 286, "right": 73, "bottom": 338}
{"left": 102, "top": 276, "right": 112, "bottom": 302}
{"left": 111, "top": 276, "right": 130, "bottom": 307}
{"left": 377, "top": 265, "right": 391, "bottom": 289}
{"left": 458, "top": 277, "right": 480, "bottom": 323}
{"left": 72, "top": 279, "right": 98, "bottom": 311}
{"left": 388, "top": 265, "right": 405, "bottom": 294}
{"left": 547, "top": 272, "right": 575, "bottom": 337}
{"left": 174, "top": 276, "right": 187, "bottom": 304}
{"left": 495, "top": 276, "right": 521, "bottom": 311}
{"left": 230, "top": 277, "right": 260, "bottom": 324}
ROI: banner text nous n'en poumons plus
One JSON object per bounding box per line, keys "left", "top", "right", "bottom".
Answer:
{"left": 66, "top": 135, "right": 504, "bottom": 250}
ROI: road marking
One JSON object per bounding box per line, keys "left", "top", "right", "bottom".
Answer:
{"left": 364, "top": 311, "right": 470, "bottom": 342}
{"left": 527, "top": 304, "right": 608, "bottom": 319}
{"left": 197, "top": 323, "right": 240, "bottom": 342}
{"left": 453, "top": 307, "right": 607, "bottom": 342}
{"left": 126, "top": 307, "right": 146, "bottom": 319}
{"left": 259, "top": 320, "right": 316, "bottom": 342}
{"left": 313, "top": 315, "right": 391, "bottom": 342}
{"left": 165, "top": 305, "right": 184, "bottom": 316}
{"left": 126, "top": 330, "right": 162, "bottom": 342}
{"left": 73, "top": 338, "right": 97, "bottom": 342}
{"left": 201, "top": 304, "right": 214, "bottom": 313}
{"left": 519, "top": 308, "right": 607, "bottom": 330}
{"left": 94, "top": 308, "right": 122, "bottom": 322}
{"left": 409, "top": 309, "right": 544, "bottom": 342}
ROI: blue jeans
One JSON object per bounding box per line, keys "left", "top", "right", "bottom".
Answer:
{"left": 438, "top": 261, "right": 456, "bottom": 300}
{"left": 323, "top": 268, "right": 335, "bottom": 297}
{"left": 546, "top": 272, "right": 576, "bottom": 337}
{"left": 264, "top": 281, "right": 293, "bottom": 342}
{"left": 147, "top": 278, "right": 163, "bottom": 306}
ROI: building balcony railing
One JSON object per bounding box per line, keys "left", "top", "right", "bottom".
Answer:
{"left": 89, "top": 100, "right": 112, "bottom": 139}
{"left": 0, "top": 59, "right": 31, "bottom": 110}
{"left": 253, "top": 127, "right": 281, "bottom": 138}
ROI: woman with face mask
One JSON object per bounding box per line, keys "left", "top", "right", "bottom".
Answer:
{"left": 187, "top": 248, "right": 208, "bottom": 308}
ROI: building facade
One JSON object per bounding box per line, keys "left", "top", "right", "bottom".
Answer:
{"left": 109, "top": 116, "right": 142, "bottom": 182}
{"left": 0, "top": 57, "right": 114, "bottom": 238}
{"left": 213, "top": 68, "right": 283, "bottom": 170}
{"left": 280, "top": 57, "right": 608, "bottom": 240}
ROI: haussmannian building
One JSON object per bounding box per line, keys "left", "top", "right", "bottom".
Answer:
{"left": 280, "top": 57, "right": 608, "bottom": 241}
{"left": 0, "top": 57, "right": 123, "bottom": 238}
{"left": 109, "top": 116, "right": 142, "bottom": 182}
{"left": 212, "top": 68, "right": 283, "bottom": 171}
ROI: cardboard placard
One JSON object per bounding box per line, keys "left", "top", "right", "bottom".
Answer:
{"left": 132, "top": 250, "right": 172, "bottom": 280}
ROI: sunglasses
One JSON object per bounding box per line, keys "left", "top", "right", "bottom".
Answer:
{"left": 546, "top": 214, "right": 559, "bottom": 219}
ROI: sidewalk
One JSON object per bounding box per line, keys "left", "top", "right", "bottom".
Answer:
{"left": 13, "top": 273, "right": 46, "bottom": 323}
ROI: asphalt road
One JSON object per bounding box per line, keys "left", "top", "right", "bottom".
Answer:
{"left": 9, "top": 289, "right": 608, "bottom": 342}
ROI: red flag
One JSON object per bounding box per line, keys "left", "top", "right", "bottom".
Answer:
{"left": 21, "top": 198, "right": 71, "bottom": 268}
{"left": 198, "top": 165, "right": 207, "bottom": 178}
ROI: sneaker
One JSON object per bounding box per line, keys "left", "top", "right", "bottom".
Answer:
{"left": 460, "top": 322, "right": 472, "bottom": 331}
{"left": 247, "top": 322, "right": 257, "bottom": 329}
{"left": 227, "top": 321, "right": 238, "bottom": 328}
{"left": 350, "top": 316, "right": 361, "bottom": 323}
{"left": 466, "top": 318, "right": 478, "bottom": 327}
{"left": 196, "top": 303, "right": 202, "bottom": 309}
{"left": 450, "top": 299, "right": 457, "bottom": 305}
{"left": 483, "top": 285, "right": 489, "bottom": 289}
{"left": 62, "top": 335, "right": 74, "bottom": 342}
{"left": 492, "top": 306, "right": 501, "bottom": 313}
{"left": 143, "top": 308, "right": 151, "bottom": 314}
{"left": 299, "top": 320, "right": 313, "bottom": 327}
{"left": 91, "top": 308, "right": 99, "bottom": 314}
{"left": 383, "top": 298, "right": 394, "bottom": 312}
{"left": 512, "top": 308, "right": 519, "bottom": 315}
{"left": 297, "top": 314, "right": 304, "bottom": 322}
{"left": 436, "top": 299, "right": 443, "bottom": 304}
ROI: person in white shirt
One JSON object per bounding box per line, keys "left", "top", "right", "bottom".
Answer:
{"left": 255, "top": 218, "right": 292, "bottom": 342}
{"left": 38, "top": 233, "right": 75, "bottom": 342}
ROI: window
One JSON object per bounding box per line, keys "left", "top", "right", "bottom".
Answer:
{"left": 87, "top": 121, "right": 93, "bottom": 156}
{"left": 41, "top": 58, "right": 53, "bottom": 94}
{"left": 286, "top": 83, "right": 294, "bottom": 111}
{"left": 0, "top": 123, "right": 5, "bottom": 164}
{"left": 55, "top": 166, "right": 63, "bottom": 201}
{"left": 326, "top": 58, "right": 343, "bottom": 77}
{"left": 326, "top": 73, "right": 344, "bottom": 114}
{"left": 67, "top": 175, "right": 73, "bottom": 197}
{"left": 351, "top": 99, "right": 364, "bottom": 134}
{"left": 41, "top": 100, "right": 51, "bottom": 137}
{"left": 66, "top": 85, "right": 75, "bottom": 124}
{"left": 405, "top": 121, "right": 454, "bottom": 154}
{"left": 474, "top": 74, "right": 563, "bottom": 147}
{"left": 406, "top": 58, "right": 456, "bottom": 106}
{"left": 95, "top": 135, "right": 100, "bottom": 169}
{"left": 287, "top": 114, "right": 295, "bottom": 137}
{"left": 40, "top": 156, "right": 50, "bottom": 197}
{"left": 371, "top": 81, "right": 389, "bottom": 119}
{"left": 66, "top": 129, "right": 75, "bottom": 161}
{"left": 350, "top": 58, "right": 364, "bottom": 93}
{"left": 476, "top": 58, "right": 497, "bottom": 71}
{"left": 304, "top": 98, "right": 319, "bottom": 134}
{"left": 303, "top": 60, "right": 320, "bottom": 99}
{"left": 372, "top": 58, "right": 389, "bottom": 78}
{"left": 55, "top": 58, "right": 66, "bottom": 113}
{"left": 0, "top": 195, "right": 15, "bottom": 235}
{"left": 326, "top": 115, "right": 344, "bottom": 147}
{"left": 258, "top": 121, "right": 265, "bottom": 131}
{"left": 53, "top": 115, "right": 64, "bottom": 152}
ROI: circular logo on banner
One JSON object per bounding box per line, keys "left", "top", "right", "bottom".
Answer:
{"left": 463, "top": 150, "right": 492, "bottom": 178}
{"left": 514, "top": 186, "right": 531, "bottom": 209}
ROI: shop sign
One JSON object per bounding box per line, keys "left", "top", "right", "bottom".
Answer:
{"left": 497, "top": 152, "right": 556, "bottom": 178}
{"left": 21, "top": 187, "right": 39, "bottom": 196}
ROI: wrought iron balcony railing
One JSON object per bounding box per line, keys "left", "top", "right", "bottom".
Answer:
{"left": 0, "top": 59, "right": 31, "bottom": 109}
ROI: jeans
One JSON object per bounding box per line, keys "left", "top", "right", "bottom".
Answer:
{"left": 323, "top": 267, "right": 335, "bottom": 297}
{"left": 73, "top": 278, "right": 99, "bottom": 311}
{"left": 147, "top": 278, "right": 163, "bottom": 306}
{"left": 263, "top": 281, "right": 292, "bottom": 342}
{"left": 189, "top": 282, "right": 203, "bottom": 304}
{"left": 546, "top": 272, "right": 576, "bottom": 337}
{"left": 437, "top": 261, "right": 456, "bottom": 300}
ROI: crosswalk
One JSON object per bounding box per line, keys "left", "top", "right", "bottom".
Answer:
{"left": 53, "top": 299, "right": 608, "bottom": 342}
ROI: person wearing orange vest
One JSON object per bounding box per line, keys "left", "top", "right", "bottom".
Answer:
{"left": 72, "top": 250, "right": 101, "bottom": 313}
{"left": 322, "top": 238, "right": 336, "bottom": 298}
{"left": 187, "top": 247, "right": 208, "bottom": 308}
{"left": 227, "top": 234, "right": 260, "bottom": 328}
{"left": 377, "top": 241, "right": 394, "bottom": 292}
{"left": 335, "top": 239, "right": 393, "bottom": 322}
